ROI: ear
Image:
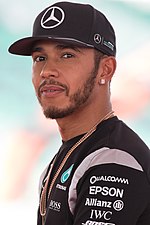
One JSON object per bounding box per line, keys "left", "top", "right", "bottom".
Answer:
{"left": 98, "top": 56, "right": 117, "bottom": 83}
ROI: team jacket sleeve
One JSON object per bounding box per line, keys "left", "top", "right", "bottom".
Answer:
{"left": 68, "top": 148, "right": 150, "bottom": 225}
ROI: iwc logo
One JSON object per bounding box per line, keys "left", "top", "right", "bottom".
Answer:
{"left": 41, "top": 6, "right": 65, "bottom": 29}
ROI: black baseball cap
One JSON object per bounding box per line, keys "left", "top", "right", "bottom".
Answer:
{"left": 8, "top": 1, "right": 116, "bottom": 56}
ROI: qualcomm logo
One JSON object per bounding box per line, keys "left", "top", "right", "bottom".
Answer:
{"left": 90, "top": 175, "right": 129, "bottom": 185}
{"left": 61, "top": 164, "right": 74, "bottom": 183}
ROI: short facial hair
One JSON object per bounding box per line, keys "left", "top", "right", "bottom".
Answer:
{"left": 38, "top": 51, "right": 101, "bottom": 119}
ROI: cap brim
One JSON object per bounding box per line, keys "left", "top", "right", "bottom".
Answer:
{"left": 8, "top": 36, "right": 55, "bottom": 56}
{"left": 8, "top": 36, "right": 94, "bottom": 56}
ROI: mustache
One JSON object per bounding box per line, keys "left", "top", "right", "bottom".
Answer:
{"left": 38, "top": 79, "right": 69, "bottom": 97}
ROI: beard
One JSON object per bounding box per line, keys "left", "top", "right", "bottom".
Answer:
{"left": 37, "top": 63, "right": 99, "bottom": 119}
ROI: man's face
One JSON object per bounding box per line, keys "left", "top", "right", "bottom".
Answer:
{"left": 31, "top": 40, "right": 100, "bottom": 119}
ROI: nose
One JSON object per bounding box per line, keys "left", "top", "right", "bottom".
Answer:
{"left": 40, "top": 60, "right": 59, "bottom": 79}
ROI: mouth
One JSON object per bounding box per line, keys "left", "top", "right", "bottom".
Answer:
{"left": 40, "top": 85, "right": 66, "bottom": 97}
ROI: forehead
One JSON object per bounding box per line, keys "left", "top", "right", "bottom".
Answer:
{"left": 31, "top": 39, "right": 94, "bottom": 53}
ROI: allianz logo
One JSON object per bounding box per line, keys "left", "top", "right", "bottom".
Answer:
{"left": 85, "top": 198, "right": 112, "bottom": 208}
{"left": 90, "top": 175, "right": 129, "bottom": 185}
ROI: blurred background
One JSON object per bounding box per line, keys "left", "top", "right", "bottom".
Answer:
{"left": 0, "top": 0, "right": 150, "bottom": 224}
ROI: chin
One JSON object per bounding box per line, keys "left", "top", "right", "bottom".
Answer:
{"left": 43, "top": 105, "right": 76, "bottom": 119}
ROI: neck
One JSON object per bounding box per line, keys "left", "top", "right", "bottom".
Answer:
{"left": 56, "top": 105, "right": 114, "bottom": 141}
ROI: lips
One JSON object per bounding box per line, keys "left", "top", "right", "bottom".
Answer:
{"left": 40, "top": 85, "right": 65, "bottom": 97}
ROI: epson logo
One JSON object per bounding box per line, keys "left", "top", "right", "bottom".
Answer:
{"left": 49, "top": 200, "right": 61, "bottom": 212}
{"left": 90, "top": 175, "right": 129, "bottom": 185}
{"left": 89, "top": 186, "right": 124, "bottom": 198}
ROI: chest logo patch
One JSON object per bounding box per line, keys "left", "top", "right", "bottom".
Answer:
{"left": 61, "top": 164, "right": 74, "bottom": 183}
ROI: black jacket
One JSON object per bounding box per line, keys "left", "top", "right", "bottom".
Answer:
{"left": 38, "top": 116, "right": 150, "bottom": 225}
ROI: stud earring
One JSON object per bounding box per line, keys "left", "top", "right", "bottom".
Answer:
{"left": 99, "top": 79, "right": 106, "bottom": 85}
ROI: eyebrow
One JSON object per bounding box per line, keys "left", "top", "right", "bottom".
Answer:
{"left": 56, "top": 44, "right": 81, "bottom": 52}
{"left": 31, "top": 47, "right": 43, "bottom": 53}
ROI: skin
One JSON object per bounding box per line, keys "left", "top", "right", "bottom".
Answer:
{"left": 32, "top": 40, "right": 116, "bottom": 141}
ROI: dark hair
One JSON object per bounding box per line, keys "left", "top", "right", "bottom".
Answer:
{"left": 94, "top": 49, "right": 106, "bottom": 71}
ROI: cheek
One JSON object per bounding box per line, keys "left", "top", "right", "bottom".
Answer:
{"left": 67, "top": 67, "right": 89, "bottom": 88}
{"left": 32, "top": 63, "right": 41, "bottom": 82}
{"left": 32, "top": 76, "right": 36, "bottom": 89}
{"left": 32, "top": 70, "right": 40, "bottom": 93}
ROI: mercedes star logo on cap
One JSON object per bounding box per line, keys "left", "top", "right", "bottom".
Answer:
{"left": 94, "top": 34, "right": 102, "bottom": 44}
{"left": 41, "top": 6, "right": 65, "bottom": 29}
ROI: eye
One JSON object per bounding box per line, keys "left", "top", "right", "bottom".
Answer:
{"left": 33, "top": 55, "right": 46, "bottom": 62}
{"left": 62, "top": 53, "right": 74, "bottom": 59}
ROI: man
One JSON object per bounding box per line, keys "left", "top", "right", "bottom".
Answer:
{"left": 8, "top": 2, "right": 150, "bottom": 225}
